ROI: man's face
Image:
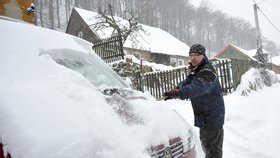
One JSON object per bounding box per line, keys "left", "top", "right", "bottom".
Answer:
{"left": 189, "top": 53, "right": 204, "bottom": 66}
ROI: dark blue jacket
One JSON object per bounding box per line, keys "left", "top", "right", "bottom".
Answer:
{"left": 179, "top": 57, "right": 225, "bottom": 129}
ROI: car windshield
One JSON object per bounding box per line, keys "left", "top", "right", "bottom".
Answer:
{"left": 40, "top": 48, "right": 129, "bottom": 89}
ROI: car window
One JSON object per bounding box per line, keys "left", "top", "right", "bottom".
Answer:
{"left": 40, "top": 48, "right": 129, "bottom": 89}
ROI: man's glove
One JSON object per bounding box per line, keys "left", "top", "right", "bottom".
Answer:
{"left": 163, "top": 88, "right": 180, "bottom": 100}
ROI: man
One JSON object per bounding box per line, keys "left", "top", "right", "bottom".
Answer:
{"left": 164, "top": 44, "right": 225, "bottom": 158}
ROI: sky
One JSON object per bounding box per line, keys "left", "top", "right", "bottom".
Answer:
{"left": 189, "top": 0, "right": 280, "bottom": 46}
{"left": 1, "top": 17, "right": 280, "bottom": 158}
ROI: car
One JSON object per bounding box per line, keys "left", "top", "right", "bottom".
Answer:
{"left": 0, "top": 17, "right": 197, "bottom": 158}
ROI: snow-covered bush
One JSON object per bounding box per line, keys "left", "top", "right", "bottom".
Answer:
{"left": 236, "top": 68, "right": 280, "bottom": 96}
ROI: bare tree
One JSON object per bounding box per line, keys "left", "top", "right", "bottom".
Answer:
{"left": 37, "top": 0, "right": 44, "bottom": 27}
{"left": 49, "top": 0, "right": 54, "bottom": 29}
{"left": 92, "top": 4, "right": 146, "bottom": 49}
{"left": 65, "top": 0, "right": 69, "bottom": 23}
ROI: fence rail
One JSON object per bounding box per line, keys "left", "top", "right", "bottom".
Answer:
{"left": 92, "top": 36, "right": 124, "bottom": 63}
{"left": 137, "top": 59, "right": 250, "bottom": 98}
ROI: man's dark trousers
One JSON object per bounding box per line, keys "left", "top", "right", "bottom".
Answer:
{"left": 200, "top": 128, "right": 224, "bottom": 158}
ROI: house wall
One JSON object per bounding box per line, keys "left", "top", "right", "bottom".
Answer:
{"left": 272, "top": 64, "right": 280, "bottom": 74}
{"left": 124, "top": 48, "right": 188, "bottom": 66}
{"left": 151, "top": 53, "right": 170, "bottom": 65}
{"left": 66, "top": 8, "right": 98, "bottom": 43}
{"left": 125, "top": 48, "right": 188, "bottom": 66}
{"left": 124, "top": 47, "right": 151, "bottom": 61}
{"left": 169, "top": 55, "right": 188, "bottom": 66}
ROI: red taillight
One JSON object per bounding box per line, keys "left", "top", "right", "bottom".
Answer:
{"left": 0, "top": 143, "right": 12, "bottom": 158}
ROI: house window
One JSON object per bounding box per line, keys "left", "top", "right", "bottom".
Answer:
{"left": 170, "top": 58, "right": 177, "bottom": 66}
{"left": 77, "top": 30, "right": 83, "bottom": 38}
{"left": 178, "top": 59, "right": 184, "bottom": 66}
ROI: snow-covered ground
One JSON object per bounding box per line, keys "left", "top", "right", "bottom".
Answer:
{"left": 1, "top": 17, "right": 280, "bottom": 158}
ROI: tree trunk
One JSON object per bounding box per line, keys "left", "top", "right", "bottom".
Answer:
{"left": 56, "top": 0, "right": 61, "bottom": 28}
{"left": 49, "top": 0, "right": 54, "bottom": 29}
{"left": 39, "top": 0, "right": 44, "bottom": 27}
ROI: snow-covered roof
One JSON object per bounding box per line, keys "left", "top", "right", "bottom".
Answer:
{"left": 233, "top": 45, "right": 268, "bottom": 58}
{"left": 272, "top": 56, "right": 280, "bottom": 66}
{"left": 230, "top": 44, "right": 258, "bottom": 60}
{"left": 217, "top": 44, "right": 269, "bottom": 61}
{"left": 74, "top": 7, "right": 189, "bottom": 57}
{"left": 231, "top": 44, "right": 254, "bottom": 58}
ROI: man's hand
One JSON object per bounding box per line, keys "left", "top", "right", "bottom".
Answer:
{"left": 163, "top": 89, "right": 180, "bottom": 100}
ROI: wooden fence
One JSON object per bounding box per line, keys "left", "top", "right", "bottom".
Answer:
{"left": 136, "top": 67, "right": 188, "bottom": 98}
{"left": 212, "top": 59, "right": 232, "bottom": 94}
{"left": 230, "top": 59, "right": 250, "bottom": 89}
{"left": 136, "top": 59, "right": 250, "bottom": 98}
{"left": 92, "top": 36, "right": 124, "bottom": 63}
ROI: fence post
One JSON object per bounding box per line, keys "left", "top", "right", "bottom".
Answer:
{"left": 226, "top": 60, "right": 232, "bottom": 93}
{"left": 136, "top": 71, "right": 143, "bottom": 92}
{"left": 222, "top": 60, "right": 228, "bottom": 93}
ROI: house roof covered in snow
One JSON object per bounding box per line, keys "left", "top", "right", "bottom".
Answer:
{"left": 215, "top": 44, "right": 268, "bottom": 60}
{"left": 74, "top": 7, "right": 190, "bottom": 57}
{"left": 272, "top": 56, "right": 280, "bottom": 66}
